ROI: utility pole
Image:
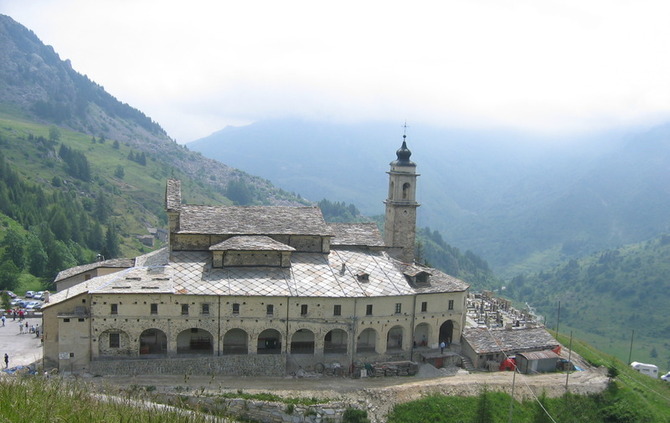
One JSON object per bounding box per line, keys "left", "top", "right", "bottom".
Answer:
{"left": 627, "top": 329, "right": 635, "bottom": 364}
{"left": 565, "top": 331, "right": 573, "bottom": 391}
{"left": 556, "top": 301, "right": 561, "bottom": 335}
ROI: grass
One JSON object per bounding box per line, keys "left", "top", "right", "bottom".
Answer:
{"left": 0, "top": 377, "right": 218, "bottom": 422}
{"left": 387, "top": 332, "right": 670, "bottom": 423}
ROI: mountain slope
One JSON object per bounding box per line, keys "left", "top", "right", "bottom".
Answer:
{"left": 507, "top": 233, "right": 670, "bottom": 367}
{"left": 0, "top": 14, "right": 300, "bottom": 209}
{"left": 189, "top": 119, "right": 670, "bottom": 275}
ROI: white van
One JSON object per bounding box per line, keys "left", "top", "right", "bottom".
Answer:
{"left": 630, "top": 361, "right": 659, "bottom": 379}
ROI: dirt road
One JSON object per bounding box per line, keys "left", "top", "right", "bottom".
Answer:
{"left": 89, "top": 360, "right": 609, "bottom": 422}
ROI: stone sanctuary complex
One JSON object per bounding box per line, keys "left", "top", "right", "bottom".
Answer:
{"left": 42, "top": 139, "right": 470, "bottom": 376}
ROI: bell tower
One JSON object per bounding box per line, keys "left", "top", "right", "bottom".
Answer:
{"left": 384, "top": 133, "right": 420, "bottom": 263}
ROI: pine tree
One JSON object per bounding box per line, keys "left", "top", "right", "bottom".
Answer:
{"left": 1, "top": 228, "right": 25, "bottom": 269}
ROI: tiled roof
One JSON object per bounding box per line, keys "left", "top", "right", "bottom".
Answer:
{"left": 53, "top": 258, "right": 135, "bottom": 282}
{"left": 209, "top": 236, "right": 295, "bottom": 252}
{"left": 178, "top": 205, "right": 332, "bottom": 236}
{"left": 399, "top": 263, "right": 433, "bottom": 277}
{"left": 327, "top": 223, "right": 385, "bottom": 247}
{"left": 462, "top": 327, "right": 559, "bottom": 354}
{"left": 46, "top": 248, "right": 469, "bottom": 306}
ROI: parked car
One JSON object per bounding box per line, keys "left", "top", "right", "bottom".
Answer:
{"left": 14, "top": 300, "right": 28, "bottom": 308}
{"left": 33, "top": 291, "right": 45, "bottom": 301}
{"left": 25, "top": 301, "right": 41, "bottom": 310}
{"left": 24, "top": 291, "right": 35, "bottom": 298}
{"left": 1, "top": 291, "right": 17, "bottom": 299}
{"left": 662, "top": 372, "right": 670, "bottom": 382}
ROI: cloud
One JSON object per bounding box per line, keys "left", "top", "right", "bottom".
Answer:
{"left": 3, "top": 0, "right": 670, "bottom": 141}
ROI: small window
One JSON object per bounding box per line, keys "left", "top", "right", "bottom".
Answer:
{"left": 201, "top": 303, "right": 210, "bottom": 315}
{"left": 416, "top": 273, "right": 429, "bottom": 284}
{"left": 357, "top": 273, "right": 369, "bottom": 283}
{"left": 232, "top": 303, "right": 240, "bottom": 315}
{"left": 395, "top": 303, "right": 402, "bottom": 314}
{"left": 150, "top": 303, "right": 158, "bottom": 315}
{"left": 333, "top": 305, "right": 342, "bottom": 316}
{"left": 63, "top": 318, "right": 70, "bottom": 323}
{"left": 266, "top": 304, "right": 274, "bottom": 316}
{"left": 109, "top": 333, "right": 120, "bottom": 348}
{"left": 421, "top": 301, "right": 428, "bottom": 312}
{"left": 110, "top": 304, "right": 118, "bottom": 315}
{"left": 300, "top": 304, "right": 308, "bottom": 316}
{"left": 366, "top": 304, "right": 373, "bottom": 316}
{"left": 181, "top": 304, "right": 189, "bottom": 315}
{"left": 448, "top": 300, "right": 454, "bottom": 311}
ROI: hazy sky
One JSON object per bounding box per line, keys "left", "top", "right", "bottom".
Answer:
{"left": 2, "top": 0, "right": 670, "bottom": 143}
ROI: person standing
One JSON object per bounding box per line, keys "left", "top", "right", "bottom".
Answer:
{"left": 440, "top": 341, "right": 446, "bottom": 354}
{"left": 4, "top": 353, "right": 8, "bottom": 368}
{"left": 1, "top": 315, "right": 5, "bottom": 326}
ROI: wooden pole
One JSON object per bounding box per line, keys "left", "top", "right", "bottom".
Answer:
{"left": 627, "top": 329, "right": 634, "bottom": 364}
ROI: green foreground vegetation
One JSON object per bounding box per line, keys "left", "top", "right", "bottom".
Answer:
{"left": 388, "top": 332, "right": 670, "bottom": 423}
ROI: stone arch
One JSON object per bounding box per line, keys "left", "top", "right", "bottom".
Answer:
{"left": 439, "top": 320, "right": 455, "bottom": 345}
{"left": 139, "top": 328, "right": 167, "bottom": 355}
{"left": 222, "top": 328, "right": 248, "bottom": 355}
{"left": 386, "top": 325, "right": 404, "bottom": 351}
{"left": 176, "top": 328, "right": 213, "bottom": 354}
{"left": 257, "top": 329, "right": 282, "bottom": 354}
{"left": 324, "top": 329, "right": 348, "bottom": 354}
{"left": 99, "top": 329, "right": 131, "bottom": 357}
{"left": 290, "top": 329, "right": 315, "bottom": 354}
{"left": 356, "top": 328, "right": 377, "bottom": 353}
{"left": 414, "top": 322, "right": 431, "bottom": 347}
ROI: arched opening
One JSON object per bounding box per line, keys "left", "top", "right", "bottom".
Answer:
{"left": 139, "top": 328, "right": 167, "bottom": 355}
{"left": 222, "top": 328, "right": 248, "bottom": 355}
{"left": 257, "top": 329, "right": 282, "bottom": 354}
{"left": 176, "top": 328, "right": 213, "bottom": 354}
{"left": 356, "top": 328, "right": 377, "bottom": 353}
{"left": 99, "top": 329, "right": 131, "bottom": 356}
{"left": 402, "top": 182, "right": 410, "bottom": 199}
{"left": 290, "top": 329, "right": 315, "bottom": 354}
{"left": 324, "top": 329, "right": 348, "bottom": 354}
{"left": 414, "top": 322, "right": 431, "bottom": 348}
{"left": 386, "top": 325, "right": 404, "bottom": 351}
{"left": 439, "top": 320, "right": 455, "bottom": 346}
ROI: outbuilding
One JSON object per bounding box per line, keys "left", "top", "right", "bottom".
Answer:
{"left": 516, "top": 350, "right": 559, "bottom": 374}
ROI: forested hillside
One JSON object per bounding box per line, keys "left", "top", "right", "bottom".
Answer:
{"left": 506, "top": 234, "right": 670, "bottom": 368}
{"left": 189, "top": 119, "right": 670, "bottom": 276}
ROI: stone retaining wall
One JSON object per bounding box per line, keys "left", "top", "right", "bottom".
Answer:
{"left": 90, "top": 354, "right": 286, "bottom": 376}
{"left": 172, "top": 395, "right": 352, "bottom": 423}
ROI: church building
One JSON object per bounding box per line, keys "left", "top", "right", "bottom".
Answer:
{"left": 42, "top": 138, "right": 470, "bottom": 376}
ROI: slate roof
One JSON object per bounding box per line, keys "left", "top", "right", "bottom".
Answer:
{"left": 53, "top": 258, "right": 135, "bottom": 282}
{"left": 462, "top": 327, "right": 559, "bottom": 355}
{"left": 46, "top": 247, "right": 468, "bottom": 306}
{"left": 327, "top": 223, "right": 385, "bottom": 247}
{"left": 178, "top": 205, "right": 332, "bottom": 236}
{"left": 209, "top": 236, "right": 296, "bottom": 252}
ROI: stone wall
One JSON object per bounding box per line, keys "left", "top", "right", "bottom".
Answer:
{"left": 163, "top": 394, "right": 353, "bottom": 423}
{"left": 90, "top": 354, "right": 286, "bottom": 376}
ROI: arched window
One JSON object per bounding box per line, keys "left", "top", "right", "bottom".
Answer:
{"left": 402, "top": 183, "right": 410, "bottom": 199}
